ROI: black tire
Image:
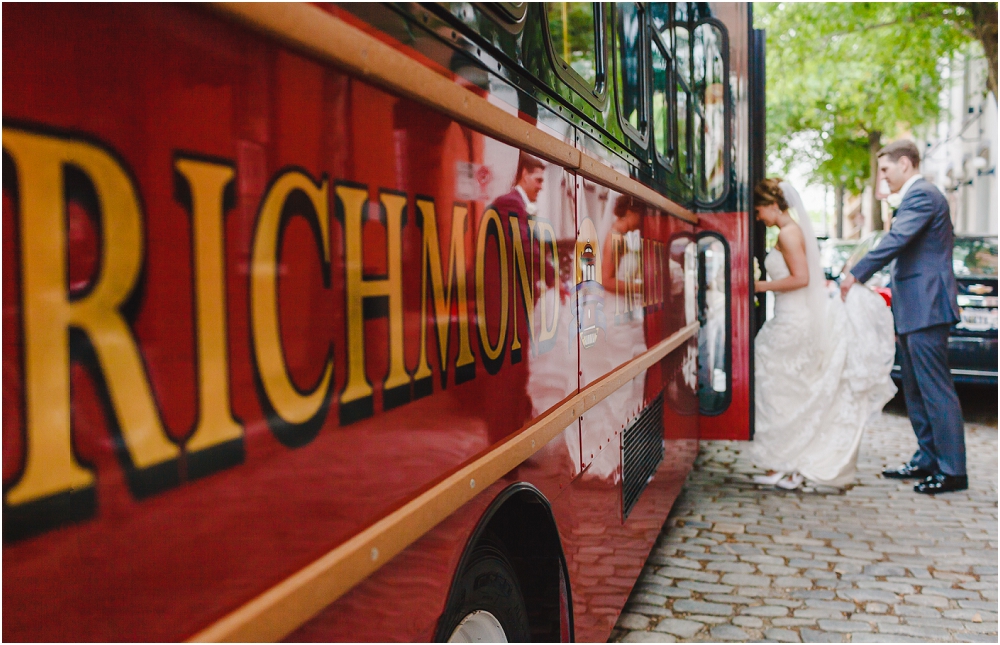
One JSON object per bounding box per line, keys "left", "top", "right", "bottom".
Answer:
{"left": 437, "top": 537, "right": 531, "bottom": 642}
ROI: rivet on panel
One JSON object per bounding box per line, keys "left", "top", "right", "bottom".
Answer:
{"left": 470, "top": 478, "right": 476, "bottom": 489}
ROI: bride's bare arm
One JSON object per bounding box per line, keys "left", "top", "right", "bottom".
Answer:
{"left": 755, "top": 224, "right": 810, "bottom": 293}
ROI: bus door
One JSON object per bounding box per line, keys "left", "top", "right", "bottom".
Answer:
{"left": 684, "top": 9, "right": 753, "bottom": 441}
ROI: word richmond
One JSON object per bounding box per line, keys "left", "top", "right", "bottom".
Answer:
{"left": 3, "top": 126, "right": 671, "bottom": 531}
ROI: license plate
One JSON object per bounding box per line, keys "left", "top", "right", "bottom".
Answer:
{"left": 958, "top": 307, "right": 998, "bottom": 331}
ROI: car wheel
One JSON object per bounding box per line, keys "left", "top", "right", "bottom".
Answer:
{"left": 439, "top": 538, "right": 530, "bottom": 643}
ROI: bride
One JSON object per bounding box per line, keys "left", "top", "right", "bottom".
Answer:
{"left": 750, "top": 179, "right": 897, "bottom": 490}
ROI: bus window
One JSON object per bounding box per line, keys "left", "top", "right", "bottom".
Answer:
{"left": 546, "top": 2, "right": 600, "bottom": 87}
{"left": 697, "top": 234, "right": 730, "bottom": 415}
{"left": 685, "top": 240, "right": 697, "bottom": 326}
{"left": 615, "top": 3, "right": 646, "bottom": 137}
{"left": 651, "top": 34, "right": 672, "bottom": 163}
{"left": 674, "top": 15, "right": 692, "bottom": 181}
{"left": 649, "top": 2, "right": 671, "bottom": 40}
{"left": 694, "top": 22, "right": 728, "bottom": 203}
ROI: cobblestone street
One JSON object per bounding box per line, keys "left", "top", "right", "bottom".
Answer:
{"left": 610, "top": 391, "right": 998, "bottom": 643}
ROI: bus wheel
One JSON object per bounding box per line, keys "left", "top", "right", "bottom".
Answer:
{"left": 441, "top": 539, "right": 531, "bottom": 643}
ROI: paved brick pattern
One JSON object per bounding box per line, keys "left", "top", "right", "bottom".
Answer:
{"left": 610, "top": 407, "right": 998, "bottom": 643}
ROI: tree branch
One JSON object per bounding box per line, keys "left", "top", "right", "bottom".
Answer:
{"left": 820, "top": 10, "right": 944, "bottom": 44}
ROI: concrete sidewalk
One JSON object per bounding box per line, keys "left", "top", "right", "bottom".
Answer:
{"left": 610, "top": 403, "right": 998, "bottom": 643}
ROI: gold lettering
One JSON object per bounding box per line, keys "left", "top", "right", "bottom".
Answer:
{"left": 413, "top": 200, "right": 474, "bottom": 390}
{"left": 4, "top": 128, "right": 179, "bottom": 509}
{"left": 337, "top": 186, "right": 408, "bottom": 420}
{"left": 508, "top": 215, "right": 534, "bottom": 355}
{"left": 173, "top": 158, "right": 244, "bottom": 462}
{"left": 336, "top": 184, "right": 372, "bottom": 414}
{"left": 377, "top": 192, "right": 409, "bottom": 406}
{"left": 535, "top": 218, "right": 559, "bottom": 345}
{"left": 251, "top": 170, "right": 333, "bottom": 427}
{"left": 628, "top": 234, "right": 639, "bottom": 312}
{"left": 475, "top": 208, "right": 508, "bottom": 372}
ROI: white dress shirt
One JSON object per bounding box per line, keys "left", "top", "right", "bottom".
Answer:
{"left": 514, "top": 185, "right": 538, "bottom": 216}
{"left": 897, "top": 174, "right": 921, "bottom": 203}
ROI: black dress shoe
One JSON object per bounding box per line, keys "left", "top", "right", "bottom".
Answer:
{"left": 882, "top": 463, "right": 935, "bottom": 479}
{"left": 914, "top": 473, "right": 969, "bottom": 494}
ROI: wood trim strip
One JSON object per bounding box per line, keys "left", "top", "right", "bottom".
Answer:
{"left": 206, "top": 2, "right": 698, "bottom": 225}
{"left": 188, "top": 322, "right": 699, "bottom": 642}
{"left": 575, "top": 154, "right": 697, "bottom": 221}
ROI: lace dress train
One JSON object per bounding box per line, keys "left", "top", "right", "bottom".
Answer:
{"left": 751, "top": 250, "right": 897, "bottom": 487}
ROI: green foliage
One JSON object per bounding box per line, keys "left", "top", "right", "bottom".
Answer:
{"left": 756, "top": 2, "right": 982, "bottom": 188}
{"left": 547, "top": 3, "right": 596, "bottom": 62}
{"left": 765, "top": 224, "right": 779, "bottom": 251}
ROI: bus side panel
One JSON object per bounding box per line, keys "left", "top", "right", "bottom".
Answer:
{"left": 561, "top": 190, "right": 700, "bottom": 641}
{"left": 3, "top": 4, "right": 584, "bottom": 640}
{"left": 554, "top": 367, "right": 697, "bottom": 643}
{"left": 698, "top": 3, "right": 753, "bottom": 441}
{"left": 283, "top": 460, "right": 575, "bottom": 641}
{"left": 696, "top": 211, "right": 752, "bottom": 440}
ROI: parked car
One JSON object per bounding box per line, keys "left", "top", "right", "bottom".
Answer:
{"left": 844, "top": 232, "right": 998, "bottom": 385}
{"left": 947, "top": 235, "right": 999, "bottom": 384}
{"left": 820, "top": 238, "right": 859, "bottom": 282}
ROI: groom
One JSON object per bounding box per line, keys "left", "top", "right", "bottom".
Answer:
{"left": 840, "top": 139, "right": 966, "bottom": 494}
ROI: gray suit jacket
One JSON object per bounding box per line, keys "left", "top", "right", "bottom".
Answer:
{"left": 850, "top": 178, "right": 960, "bottom": 335}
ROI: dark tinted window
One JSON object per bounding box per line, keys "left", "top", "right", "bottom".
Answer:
{"left": 616, "top": 3, "right": 646, "bottom": 134}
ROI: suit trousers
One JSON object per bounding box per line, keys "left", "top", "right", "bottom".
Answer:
{"left": 898, "top": 324, "right": 966, "bottom": 476}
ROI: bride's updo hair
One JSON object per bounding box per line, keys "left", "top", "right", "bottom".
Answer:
{"left": 754, "top": 178, "right": 789, "bottom": 212}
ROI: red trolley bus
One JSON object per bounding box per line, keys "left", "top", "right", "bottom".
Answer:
{"left": 3, "top": 3, "right": 765, "bottom": 641}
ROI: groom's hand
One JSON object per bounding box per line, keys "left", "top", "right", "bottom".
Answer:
{"left": 840, "top": 273, "right": 857, "bottom": 301}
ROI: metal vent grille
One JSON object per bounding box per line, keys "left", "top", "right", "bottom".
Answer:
{"left": 622, "top": 393, "right": 665, "bottom": 520}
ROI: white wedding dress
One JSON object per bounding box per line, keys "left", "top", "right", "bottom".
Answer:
{"left": 751, "top": 184, "right": 897, "bottom": 487}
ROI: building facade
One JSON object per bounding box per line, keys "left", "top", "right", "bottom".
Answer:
{"left": 922, "top": 52, "right": 998, "bottom": 236}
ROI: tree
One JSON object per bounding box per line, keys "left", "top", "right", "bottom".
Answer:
{"left": 957, "top": 2, "right": 998, "bottom": 98}
{"left": 757, "top": 3, "right": 995, "bottom": 231}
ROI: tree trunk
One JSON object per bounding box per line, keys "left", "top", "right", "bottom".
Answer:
{"left": 868, "top": 130, "right": 883, "bottom": 231}
{"left": 961, "top": 2, "right": 998, "bottom": 98}
{"left": 835, "top": 181, "right": 845, "bottom": 238}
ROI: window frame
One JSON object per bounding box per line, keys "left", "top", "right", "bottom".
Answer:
{"left": 673, "top": 9, "right": 694, "bottom": 187}
{"left": 649, "top": 28, "right": 675, "bottom": 173}
{"left": 695, "top": 231, "right": 732, "bottom": 416}
{"left": 494, "top": 2, "right": 528, "bottom": 23}
{"left": 691, "top": 17, "right": 732, "bottom": 209}
{"left": 541, "top": 2, "right": 609, "bottom": 111}
{"left": 612, "top": 1, "right": 650, "bottom": 148}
